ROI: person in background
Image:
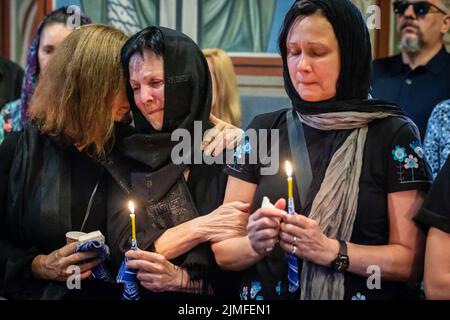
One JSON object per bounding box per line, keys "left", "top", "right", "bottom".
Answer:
{"left": 0, "top": 56, "right": 23, "bottom": 143}
{"left": 203, "top": 48, "right": 242, "bottom": 127}
{"left": 372, "top": 0, "right": 450, "bottom": 139}
{"left": 0, "top": 6, "right": 91, "bottom": 144}
{"left": 423, "top": 98, "right": 450, "bottom": 178}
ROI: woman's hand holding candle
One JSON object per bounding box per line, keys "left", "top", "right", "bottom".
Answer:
{"left": 279, "top": 214, "right": 339, "bottom": 266}
{"left": 126, "top": 250, "right": 183, "bottom": 292}
{"left": 247, "top": 198, "right": 287, "bottom": 256}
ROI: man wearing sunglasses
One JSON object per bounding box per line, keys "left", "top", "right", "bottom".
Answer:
{"left": 372, "top": 0, "right": 450, "bottom": 140}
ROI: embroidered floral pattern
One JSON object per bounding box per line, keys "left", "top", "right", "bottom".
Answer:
{"left": 392, "top": 146, "right": 406, "bottom": 162}
{"left": 229, "top": 135, "right": 252, "bottom": 173}
{"left": 404, "top": 155, "right": 419, "bottom": 170}
{"left": 392, "top": 141, "right": 425, "bottom": 183}
{"left": 275, "top": 281, "right": 282, "bottom": 296}
{"left": 392, "top": 146, "right": 406, "bottom": 182}
{"left": 240, "top": 281, "right": 264, "bottom": 300}
{"left": 250, "top": 281, "right": 263, "bottom": 300}
{"left": 409, "top": 140, "right": 424, "bottom": 158}
{"left": 404, "top": 154, "right": 419, "bottom": 181}
{"left": 240, "top": 285, "right": 249, "bottom": 300}
{"left": 351, "top": 292, "right": 366, "bottom": 300}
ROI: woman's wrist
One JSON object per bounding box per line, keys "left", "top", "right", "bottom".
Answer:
{"left": 322, "top": 238, "right": 340, "bottom": 267}
{"left": 31, "top": 254, "right": 45, "bottom": 279}
{"left": 171, "top": 267, "right": 204, "bottom": 294}
{"left": 192, "top": 215, "right": 211, "bottom": 242}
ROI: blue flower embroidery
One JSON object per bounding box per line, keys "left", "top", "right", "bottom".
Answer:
{"left": 250, "top": 281, "right": 262, "bottom": 300}
{"left": 351, "top": 292, "right": 366, "bottom": 300}
{"left": 410, "top": 140, "right": 424, "bottom": 158}
{"left": 404, "top": 155, "right": 419, "bottom": 170}
{"left": 240, "top": 285, "right": 249, "bottom": 300}
{"left": 275, "top": 281, "right": 282, "bottom": 296}
{"left": 392, "top": 146, "right": 407, "bottom": 182}
{"left": 404, "top": 154, "right": 419, "bottom": 181}
{"left": 392, "top": 146, "right": 406, "bottom": 162}
{"left": 233, "top": 138, "right": 252, "bottom": 160}
{"left": 234, "top": 145, "right": 243, "bottom": 159}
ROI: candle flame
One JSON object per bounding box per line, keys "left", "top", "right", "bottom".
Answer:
{"left": 285, "top": 161, "right": 292, "bottom": 177}
{"left": 128, "top": 200, "right": 135, "bottom": 214}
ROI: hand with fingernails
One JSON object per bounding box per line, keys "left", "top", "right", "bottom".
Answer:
{"left": 247, "top": 199, "right": 287, "bottom": 256}
{"left": 279, "top": 212, "right": 339, "bottom": 267}
{"left": 126, "top": 250, "right": 183, "bottom": 292}
{"left": 31, "top": 242, "right": 101, "bottom": 281}
{"left": 248, "top": 198, "right": 339, "bottom": 266}
{"left": 201, "top": 114, "right": 243, "bottom": 157}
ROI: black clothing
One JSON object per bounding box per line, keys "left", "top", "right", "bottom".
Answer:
{"left": 0, "top": 56, "right": 23, "bottom": 110}
{"left": 372, "top": 47, "right": 450, "bottom": 139}
{"left": 227, "top": 109, "right": 432, "bottom": 300}
{"left": 415, "top": 155, "right": 450, "bottom": 233}
{"left": 108, "top": 27, "right": 237, "bottom": 298}
{"left": 0, "top": 123, "right": 119, "bottom": 300}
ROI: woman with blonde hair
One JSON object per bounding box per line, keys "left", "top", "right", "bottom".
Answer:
{"left": 0, "top": 24, "right": 129, "bottom": 300}
{"left": 203, "top": 48, "right": 242, "bottom": 127}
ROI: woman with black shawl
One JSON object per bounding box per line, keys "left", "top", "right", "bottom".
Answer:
{"left": 0, "top": 25, "right": 129, "bottom": 300}
{"left": 107, "top": 27, "right": 248, "bottom": 298}
{"left": 212, "top": 0, "right": 432, "bottom": 300}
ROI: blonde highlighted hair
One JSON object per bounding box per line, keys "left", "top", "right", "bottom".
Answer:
{"left": 203, "top": 48, "right": 242, "bottom": 127}
{"left": 30, "top": 24, "right": 128, "bottom": 158}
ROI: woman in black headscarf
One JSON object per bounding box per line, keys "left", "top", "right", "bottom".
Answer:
{"left": 212, "top": 0, "right": 432, "bottom": 300}
{"left": 107, "top": 27, "right": 248, "bottom": 297}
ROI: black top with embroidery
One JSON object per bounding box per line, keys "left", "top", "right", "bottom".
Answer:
{"left": 226, "top": 109, "right": 432, "bottom": 300}
{"left": 415, "top": 155, "right": 450, "bottom": 234}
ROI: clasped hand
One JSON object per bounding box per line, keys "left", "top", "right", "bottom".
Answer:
{"left": 247, "top": 199, "right": 338, "bottom": 266}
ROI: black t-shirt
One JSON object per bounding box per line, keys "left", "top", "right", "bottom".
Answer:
{"left": 226, "top": 109, "right": 432, "bottom": 300}
{"left": 415, "top": 155, "right": 450, "bottom": 234}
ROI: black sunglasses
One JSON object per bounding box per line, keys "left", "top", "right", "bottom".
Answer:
{"left": 393, "top": 1, "right": 447, "bottom": 16}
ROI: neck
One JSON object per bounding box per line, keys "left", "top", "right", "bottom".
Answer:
{"left": 401, "top": 41, "right": 443, "bottom": 70}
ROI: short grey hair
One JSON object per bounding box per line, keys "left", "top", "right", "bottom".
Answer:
{"left": 440, "top": 0, "right": 450, "bottom": 11}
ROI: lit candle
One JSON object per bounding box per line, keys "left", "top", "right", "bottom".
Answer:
{"left": 285, "top": 160, "right": 299, "bottom": 293}
{"left": 128, "top": 201, "right": 137, "bottom": 245}
{"left": 285, "top": 161, "right": 295, "bottom": 214}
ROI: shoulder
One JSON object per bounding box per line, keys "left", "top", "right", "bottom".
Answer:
{"left": 373, "top": 55, "right": 401, "bottom": 71}
{"left": 430, "top": 100, "right": 450, "bottom": 119}
{"left": 370, "top": 115, "right": 418, "bottom": 138}
{"left": 0, "top": 57, "right": 23, "bottom": 75}
{"left": 246, "top": 108, "right": 289, "bottom": 131}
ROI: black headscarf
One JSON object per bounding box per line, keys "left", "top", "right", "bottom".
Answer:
{"left": 279, "top": 0, "right": 403, "bottom": 116}
{"left": 118, "top": 27, "right": 212, "bottom": 198}
{"left": 112, "top": 27, "right": 227, "bottom": 296}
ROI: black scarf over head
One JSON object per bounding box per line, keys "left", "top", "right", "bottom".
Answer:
{"left": 119, "top": 27, "right": 212, "bottom": 200}
{"left": 279, "top": 0, "right": 404, "bottom": 116}
{"left": 113, "top": 27, "right": 226, "bottom": 295}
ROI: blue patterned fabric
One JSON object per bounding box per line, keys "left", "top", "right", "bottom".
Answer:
{"left": 424, "top": 99, "right": 450, "bottom": 179}
{"left": 116, "top": 241, "right": 140, "bottom": 300}
{"left": 287, "top": 198, "right": 299, "bottom": 293}
{"left": 76, "top": 241, "right": 114, "bottom": 283}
